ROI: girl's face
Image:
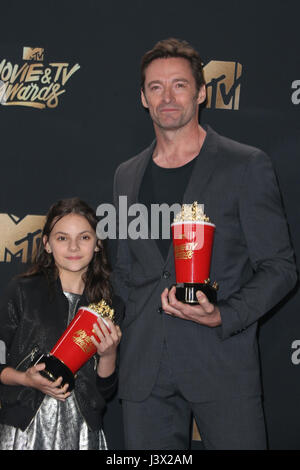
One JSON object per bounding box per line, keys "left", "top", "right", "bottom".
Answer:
{"left": 44, "top": 213, "right": 99, "bottom": 276}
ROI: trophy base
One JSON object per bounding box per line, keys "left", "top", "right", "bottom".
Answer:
{"left": 35, "top": 354, "right": 75, "bottom": 391}
{"left": 175, "top": 282, "right": 217, "bottom": 304}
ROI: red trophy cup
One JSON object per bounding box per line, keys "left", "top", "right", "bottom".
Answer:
{"left": 171, "top": 202, "right": 218, "bottom": 304}
{"left": 35, "top": 300, "right": 115, "bottom": 391}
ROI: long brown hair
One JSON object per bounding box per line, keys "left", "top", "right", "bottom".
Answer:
{"left": 21, "top": 198, "right": 112, "bottom": 304}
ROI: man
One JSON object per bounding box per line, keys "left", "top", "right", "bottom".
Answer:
{"left": 112, "top": 38, "right": 297, "bottom": 449}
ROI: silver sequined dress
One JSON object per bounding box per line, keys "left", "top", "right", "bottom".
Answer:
{"left": 0, "top": 292, "right": 107, "bottom": 450}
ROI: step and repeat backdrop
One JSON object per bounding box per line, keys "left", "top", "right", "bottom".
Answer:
{"left": 0, "top": 0, "right": 299, "bottom": 449}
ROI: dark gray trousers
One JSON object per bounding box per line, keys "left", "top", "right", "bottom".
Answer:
{"left": 122, "top": 343, "right": 267, "bottom": 450}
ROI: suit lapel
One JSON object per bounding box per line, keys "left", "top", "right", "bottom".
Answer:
{"left": 131, "top": 141, "right": 155, "bottom": 205}
{"left": 183, "top": 125, "right": 220, "bottom": 204}
{"left": 128, "top": 140, "right": 165, "bottom": 266}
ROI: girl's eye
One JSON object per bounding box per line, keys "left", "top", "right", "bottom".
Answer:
{"left": 57, "top": 236, "right": 67, "bottom": 241}
{"left": 81, "top": 235, "right": 90, "bottom": 240}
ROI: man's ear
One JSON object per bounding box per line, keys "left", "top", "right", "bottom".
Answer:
{"left": 197, "top": 84, "right": 206, "bottom": 105}
{"left": 141, "top": 88, "right": 149, "bottom": 109}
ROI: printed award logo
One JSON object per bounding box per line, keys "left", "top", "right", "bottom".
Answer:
{"left": 0, "top": 47, "right": 80, "bottom": 109}
{"left": 0, "top": 214, "right": 45, "bottom": 263}
{"left": 204, "top": 60, "right": 242, "bottom": 110}
{"left": 23, "top": 47, "right": 44, "bottom": 61}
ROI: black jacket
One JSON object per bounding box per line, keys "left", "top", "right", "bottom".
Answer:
{"left": 0, "top": 274, "right": 124, "bottom": 432}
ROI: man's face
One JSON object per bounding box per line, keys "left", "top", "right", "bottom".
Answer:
{"left": 141, "top": 57, "right": 206, "bottom": 131}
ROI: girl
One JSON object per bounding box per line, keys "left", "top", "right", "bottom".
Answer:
{"left": 0, "top": 198, "right": 123, "bottom": 450}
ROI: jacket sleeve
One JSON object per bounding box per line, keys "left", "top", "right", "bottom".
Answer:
{"left": 0, "top": 280, "right": 22, "bottom": 377}
{"left": 218, "top": 150, "right": 297, "bottom": 340}
{"left": 96, "top": 370, "right": 118, "bottom": 401}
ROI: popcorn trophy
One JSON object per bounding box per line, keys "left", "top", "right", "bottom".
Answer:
{"left": 171, "top": 202, "right": 218, "bottom": 304}
{"left": 35, "top": 300, "right": 115, "bottom": 391}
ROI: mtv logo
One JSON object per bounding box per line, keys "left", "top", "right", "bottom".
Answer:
{"left": 23, "top": 47, "right": 44, "bottom": 61}
{"left": 0, "top": 214, "right": 45, "bottom": 263}
{"left": 203, "top": 61, "right": 242, "bottom": 110}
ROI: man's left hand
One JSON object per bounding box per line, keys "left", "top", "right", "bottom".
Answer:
{"left": 161, "top": 286, "right": 222, "bottom": 327}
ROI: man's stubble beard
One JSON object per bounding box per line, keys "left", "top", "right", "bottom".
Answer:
{"left": 150, "top": 93, "right": 199, "bottom": 132}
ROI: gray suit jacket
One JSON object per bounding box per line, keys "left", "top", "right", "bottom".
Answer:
{"left": 113, "top": 125, "right": 297, "bottom": 402}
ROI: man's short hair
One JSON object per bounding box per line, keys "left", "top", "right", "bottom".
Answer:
{"left": 141, "top": 38, "right": 205, "bottom": 92}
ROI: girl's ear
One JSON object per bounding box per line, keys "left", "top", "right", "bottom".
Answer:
{"left": 43, "top": 235, "right": 51, "bottom": 254}
{"left": 95, "top": 240, "right": 101, "bottom": 252}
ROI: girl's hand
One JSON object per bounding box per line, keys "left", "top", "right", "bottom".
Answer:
{"left": 91, "top": 318, "right": 122, "bottom": 378}
{"left": 24, "top": 363, "right": 71, "bottom": 401}
{"left": 90, "top": 318, "right": 122, "bottom": 358}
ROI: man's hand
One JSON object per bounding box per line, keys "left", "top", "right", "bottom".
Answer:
{"left": 161, "top": 286, "right": 222, "bottom": 327}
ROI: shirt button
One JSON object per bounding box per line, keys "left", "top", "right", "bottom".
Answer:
{"left": 162, "top": 271, "right": 170, "bottom": 279}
